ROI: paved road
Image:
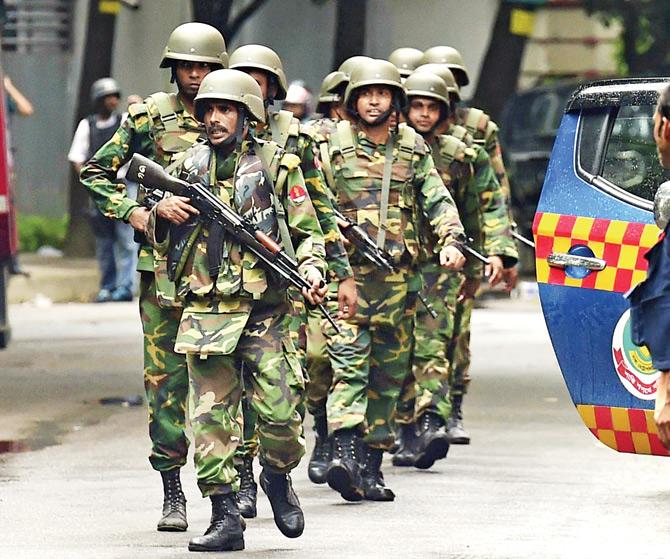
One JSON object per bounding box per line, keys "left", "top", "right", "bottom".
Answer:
{"left": 0, "top": 298, "right": 668, "bottom": 558}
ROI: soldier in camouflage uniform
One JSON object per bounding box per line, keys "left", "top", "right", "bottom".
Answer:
{"left": 146, "top": 69, "right": 327, "bottom": 551}
{"left": 80, "top": 22, "right": 227, "bottom": 532}
{"left": 392, "top": 70, "right": 517, "bottom": 468}
{"left": 413, "top": 59, "right": 519, "bottom": 444}
{"left": 319, "top": 58, "right": 465, "bottom": 502}
{"left": 227, "top": 44, "right": 356, "bottom": 510}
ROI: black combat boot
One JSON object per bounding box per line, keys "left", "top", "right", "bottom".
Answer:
{"left": 188, "top": 491, "right": 245, "bottom": 552}
{"left": 157, "top": 469, "right": 187, "bottom": 532}
{"left": 326, "top": 428, "right": 364, "bottom": 502}
{"left": 259, "top": 469, "right": 304, "bottom": 538}
{"left": 447, "top": 394, "right": 471, "bottom": 444}
{"left": 413, "top": 412, "right": 450, "bottom": 470}
{"left": 235, "top": 456, "right": 257, "bottom": 519}
{"left": 391, "top": 422, "right": 419, "bottom": 467}
{"left": 307, "top": 414, "right": 330, "bottom": 484}
{"left": 361, "top": 445, "right": 395, "bottom": 501}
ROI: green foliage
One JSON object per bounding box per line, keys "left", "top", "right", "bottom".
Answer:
{"left": 584, "top": 0, "right": 670, "bottom": 75}
{"left": 17, "top": 214, "right": 68, "bottom": 252}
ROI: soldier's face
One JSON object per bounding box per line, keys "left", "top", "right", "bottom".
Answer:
{"left": 203, "top": 100, "right": 240, "bottom": 146}
{"left": 356, "top": 86, "right": 393, "bottom": 125}
{"left": 175, "top": 60, "right": 213, "bottom": 97}
{"left": 247, "top": 70, "right": 277, "bottom": 102}
{"left": 407, "top": 97, "right": 442, "bottom": 134}
{"left": 654, "top": 108, "right": 670, "bottom": 169}
{"left": 101, "top": 94, "right": 120, "bottom": 114}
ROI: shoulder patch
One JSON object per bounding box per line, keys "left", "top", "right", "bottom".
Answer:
{"left": 288, "top": 183, "right": 307, "bottom": 205}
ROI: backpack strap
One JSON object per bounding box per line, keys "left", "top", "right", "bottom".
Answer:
{"left": 149, "top": 91, "right": 180, "bottom": 133}
{"left": 269, "top": 109, "right": 296, "bottom": 150}
{"left": 336, "top": 120, "right": 357, "bottom": 160}
{"left": 397, "top": 123, "right": 417, "bottom": 163}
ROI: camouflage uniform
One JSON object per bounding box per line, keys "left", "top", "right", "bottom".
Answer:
{"left": 445, "top": 122, "right": 517, "bottom": 409}
{"left": 324, "top": 120, "right": 464, "bottom": 449}
{"left": 398, "top": 127, "right": 517, "bottom": 426}
{"left": 81, "top": 93, "right": 202, "bottom": 472}
{"left": 147, "top": 139, "right": 326, "bottom": 496}
{"left": 235, "top": 112, "right": 352, "bottom": 462}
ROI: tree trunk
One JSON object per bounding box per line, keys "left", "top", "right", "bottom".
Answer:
{"left": 64, "top": 0, "right": 117, "bottom": 257}
{"left": 471, "top": 1, "right": 530, "bottom": 122}
{"left": 332, "top": 0, "right": 367, "bottom": 70}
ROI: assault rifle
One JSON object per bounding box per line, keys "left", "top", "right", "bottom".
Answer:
{"left": 127, "top": 153, "right": 341, "bottom": 334}
{"left": 332, "top": 208, "right": 494, "bottom": 318}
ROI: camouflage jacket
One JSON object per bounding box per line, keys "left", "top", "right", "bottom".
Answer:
{"left": 325, "top": 120, "right": 464, "bottom": 279}
{"left": 430, "top": 130, "right": 517, "bottom": 278}
{"left": 147, "top": 139, "right": 326, "bottom": 313}
{"left": 455, "top": 106, "right": 511, "bottom": 203}
{"left": 256, "top": 111, "right": 352, "bottom": 281}
{"left": 80, "top": 92, "right": 203, "bottom": 273}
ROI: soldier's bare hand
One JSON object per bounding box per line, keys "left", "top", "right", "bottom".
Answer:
{"left": 440, "top": 245, "right": 465, "bottom": 270}
{"left": 502, "top": 266, "right": 519, "bottom": 292}
{"left": 337, "top": 277, "right": 358, "bottom": 319}
{"left": 655, "top": 372, "right": 670, "bottom": 450}
{"left": 302, "top": 269, "right": 327, "bottom": 306}
{"left": 485, "top": 255, "right": 504, "bottom": 287}
{"left": 128, "top": 206, "right": 150, "bottom": 233}
{"left": 458, "top": 277, "right": 481, "bottom": 302}
{"left": 156, "top": 196, "right": 199, "bottom": 224}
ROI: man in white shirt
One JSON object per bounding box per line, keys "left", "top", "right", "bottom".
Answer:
{"left": 68, "top": 78, "right": 137, "bottom": 302}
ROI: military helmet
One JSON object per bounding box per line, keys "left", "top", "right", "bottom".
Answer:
{"left": 404, "top": 71, "right": 449, "bottom": 107}
{"left": 160, "top": 22, "right": 228, "bottom": 68}
{"left": 90, "top": 77, "right": 120, "bottom": 102}
{"left": 420, "top": 46, "right": 470, "bottom": 86}
{"left": 229, "top": 44, "right": 288, "bottom": 100}
{"left": 344, "top": 58, "right": 407, "bottom": 110}
{"left": 388, "top": 47, "right": 423, "bottom": 78}
{"left": 414, "top": 63, "right": 461, "bottom": 101}
{"left": 318, "top": 71, "right": 348, "bottom": 103}
{"left": 337, "top": 55, "right": 374, "bottom": 78}
{"left": 194, "top": 69, "right": 266, "bottom": 123}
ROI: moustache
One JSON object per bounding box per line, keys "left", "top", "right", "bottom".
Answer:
{"left": 206, "top": 125, "right": 228, "bottom": 135}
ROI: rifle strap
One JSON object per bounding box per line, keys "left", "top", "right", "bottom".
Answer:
{"left": 269, "top": 110, "right": 294, "bottom": 150}
{"left": 377, "top": 134, "right": 395, "bottom": 250}
{"left": 150, "top": 92, "right": 180, "bottom": 133}
{"left": 254, "top": 140, "right": 297, "bottom": 261}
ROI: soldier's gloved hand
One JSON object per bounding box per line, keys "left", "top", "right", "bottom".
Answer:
{"left": 156, "top": 195, "right": 199, "bottom": 225}
{"left": 302, "top": 268, "right": 328, "bottom": 306}
{"left": 440, "top": 245, "right": 466, "bottom": 271}
{"left": 337, "top": 277, "right": 358, "bottom": 319}
{"left": 485, "top": 255, "right": 504, "bottom": 286}
{"left": 502, "top": 265, "right": 519, "bottom": 292}
{"left": 128, "top": 206, "right": 150, "bottom": 233}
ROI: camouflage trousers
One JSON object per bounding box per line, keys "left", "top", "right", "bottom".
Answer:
{"left": 188, "top": 302, "right": 306, "bottom": 497}
{"left": 324, "top": 267, "right": 416, "bottom": 450}
{"left": 396, "top": 264, "right": 463, "bottom": 425}
{"left": 235, "top": 297, "right": 307, "bottom": 463}
{"left": 139, "top": 272, "right": 189, "bottom": 472}
{"left": 305, "top": 306, "right": 331, "bottom": 420}
{"left": 447, "top": 296, "right": 474, "bottom": 399}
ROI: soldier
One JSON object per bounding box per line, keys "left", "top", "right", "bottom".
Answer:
{"left": 393, "top": 71, "right": 517, "bottom": 468}
{"left": 320, "top": 58, "right": 466, "bottom": 502}
{"left": 80, "top": 22, "right": 227, "bottom": 531}
{"left": 227, "top": 43, "right": 356, "bottom": 511}
{"left": 314, "top": 71, "right": 348, "bottom": 120}
{"left": 388, "top": 47, "right": 423, "bottom": 80}
{"left": 146, "top": 69, "right": 327, "bottom": 552}
{"left": 416, "top": 55, "right": 519, "bottom": 443}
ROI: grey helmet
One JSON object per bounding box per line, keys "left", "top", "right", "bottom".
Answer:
{"left": 194, "top": 68, "right": 266, "bottom": 124}
{"left": 159, "top": 22, "right": 228, "bottom": 69}
{"left": 90, "top": 78, "right": 121, "bottom": 102}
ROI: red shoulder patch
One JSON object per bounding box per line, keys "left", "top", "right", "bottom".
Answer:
{"left": 289, "top": 184, "right": 307, "bottom": 205}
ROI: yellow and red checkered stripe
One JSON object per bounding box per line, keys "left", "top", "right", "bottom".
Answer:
{"left": 577, "top": 404, "right": 669, "bottom": 456}
{"left": 533, "top": 212, "right": 660, "bottom": 292}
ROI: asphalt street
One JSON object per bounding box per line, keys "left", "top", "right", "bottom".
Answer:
{"left": 1, "top": 297, "right": 669, "bottom": 558}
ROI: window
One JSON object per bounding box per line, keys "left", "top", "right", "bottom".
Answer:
{"left": 600, "top": 104, "right": 670, "bottom": 202}
{"left": 1, "top": 0, "right": 73, "bottom": 53}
